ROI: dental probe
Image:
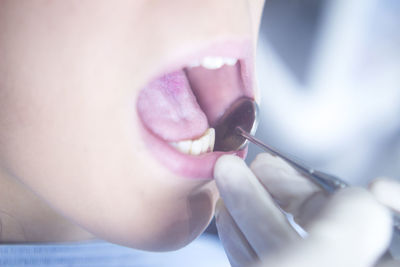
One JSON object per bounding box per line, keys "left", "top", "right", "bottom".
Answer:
{"left": 236, "top": 127, "right": 348, "bottom": 193}
{"left": 214, "top": 97, "right": 400, "bottom": 235}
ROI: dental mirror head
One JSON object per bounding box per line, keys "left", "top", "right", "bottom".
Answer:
{"left": 214, "top": 97, "right": 259, "bottom": 152}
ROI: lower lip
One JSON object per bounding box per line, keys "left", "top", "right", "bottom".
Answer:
{"left": 139, "top": 124, "right": 247, "bottom": 179}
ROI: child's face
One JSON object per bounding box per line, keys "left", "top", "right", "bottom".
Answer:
{"left": 0, "top": 0, "right": 264, "bottom": 250}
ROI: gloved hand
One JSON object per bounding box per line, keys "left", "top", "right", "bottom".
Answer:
{"left": 370, "top": 178, "right": 400, "bottom": 216}
{"left": 214, "top": 154, "right": 393, "bottom": 267}
{"left": 370, "top": 178, "right": 400, "bottom": 267}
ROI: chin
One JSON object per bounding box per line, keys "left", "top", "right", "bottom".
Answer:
{"left": 84, "top": 171, "right": 219, "bottom": 252}
{"left": 137, "top": 190, "right": 217, "bottom": 252}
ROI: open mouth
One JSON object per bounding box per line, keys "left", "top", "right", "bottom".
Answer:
{"left": 137, "top": 41, "right": 254, "bottom": 179}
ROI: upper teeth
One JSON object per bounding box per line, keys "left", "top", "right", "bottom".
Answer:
{"left": 170, "top": 128, "right": 215, "bottom": 156}
{"left": 188, "top": 57, "right": 238, "bottom": 70}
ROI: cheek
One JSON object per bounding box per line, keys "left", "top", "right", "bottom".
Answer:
{"left": 0, "top": 71, "right": 218, "bottom": 250}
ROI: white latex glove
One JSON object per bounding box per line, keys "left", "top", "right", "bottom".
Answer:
{"left": 370, "top": 178, "right": 400, "bottom": 266}
{"left": 214, "top": 154, "right": 393, "bottom": 267}
{"left": 370, "top": 178, "right": 400, "bottom": 216}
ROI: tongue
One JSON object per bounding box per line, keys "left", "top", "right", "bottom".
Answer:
{"left": 137, "top": 70, "right": 208, "bottom": 142}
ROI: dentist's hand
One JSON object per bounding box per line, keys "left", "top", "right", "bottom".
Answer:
{"left": 214, "top": 154, "right": 393, "bottom": 267}
{"left": 370, "top": 178, "right": 400, "bottom": 267}
{"left": 370, "top": 178, "right": 400, "bottom": 216}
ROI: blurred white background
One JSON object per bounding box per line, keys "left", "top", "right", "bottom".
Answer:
{"left": 247, "top": 0, "right": 400, "bottom": 186}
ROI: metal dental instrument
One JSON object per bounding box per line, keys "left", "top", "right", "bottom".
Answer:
{"left": 214, "top": 97, "right": 400, "bottom": 234}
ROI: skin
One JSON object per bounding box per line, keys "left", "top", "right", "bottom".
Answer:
{"left": 0, "top": 0, "right": 264, "bottom": 251}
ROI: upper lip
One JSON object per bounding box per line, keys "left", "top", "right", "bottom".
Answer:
{"left": 137, "top": 39, "right": 254, "bottom": 179}
{"left": 146, "top": 38, "right": 254, "bottom": 89}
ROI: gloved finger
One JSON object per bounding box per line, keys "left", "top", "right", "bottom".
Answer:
{"left": 250, "top": 153, "right": 329, "bottom": 226}
{"left": 215, "top": 199, "right": 259, "bottom": 267}
{"left": 369, "top": 178, "right": 400, "bottom": 213}
{"left": 307, "top": 187, "right": 392, "bottom": 267}
{"left": 369, "top": 178, "right": 400, "bottom": 261}
{"left": 260, "top": 187, "right": 392, "bottom": 267}
{"left": 214, "top": 155, "right": 299, "bottom": 258}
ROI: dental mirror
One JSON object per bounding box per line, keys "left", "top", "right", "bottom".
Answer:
{"left": 214, "top": 97, "right": 259, "bottom": 152}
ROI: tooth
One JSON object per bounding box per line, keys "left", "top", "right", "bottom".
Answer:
{"left": 201, "top": 56, "right": 224, "bottom": 70}
{"left": 169, "top": 128, "right": 215, "bottom": 155}
{"left": 190, "top": 56, "right": 238, "bottom": 70}
{"left": 209, "top": 128, "right": 215, "bottom": 151}
{"left": 171, "top": 140, "right": 192, "bottom": 154}
{"left": 190, "top": 139, "right": 202, "bottom": 155}
{"left": 201, "top": 130, "right": 210, "bottom": 153}
{"left": 224, "top": 57, "right": 238, "bottom": 66}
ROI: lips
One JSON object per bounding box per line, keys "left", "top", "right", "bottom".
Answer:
{"left": 137, "top": 40, "right": 254, "bottom": 179}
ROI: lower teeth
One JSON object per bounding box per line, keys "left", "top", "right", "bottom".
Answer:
{"left": 169, "top": 128, "right": 215, "bottom": 155}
